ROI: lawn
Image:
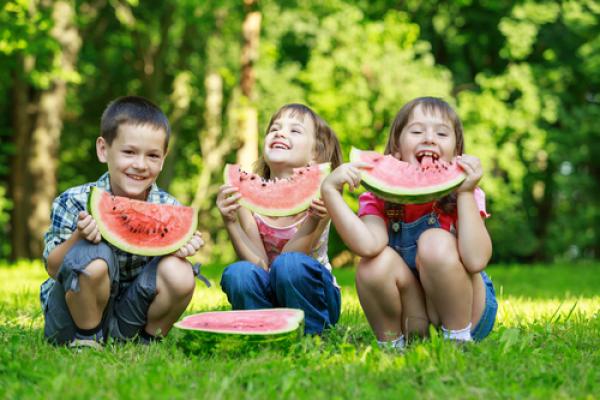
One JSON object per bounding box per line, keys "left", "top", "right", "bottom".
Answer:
{"left": 1, "top": 260, "right": 598, "bottom": 399}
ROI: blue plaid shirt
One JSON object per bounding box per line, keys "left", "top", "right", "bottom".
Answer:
{"left": 40, "top": 172, "right": 179, "bottom": 309}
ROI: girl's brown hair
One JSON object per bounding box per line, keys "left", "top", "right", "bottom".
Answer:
{"left": 385, "top": 97, "right": 464, "bottom": 157}
{"left": 254, "top": 103, "right": 342, "bottom": 179}
{"left": 385, "top": 97, "right": 464, "bottom": 215}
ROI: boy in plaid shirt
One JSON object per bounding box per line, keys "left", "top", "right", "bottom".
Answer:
{"left": 41, "top": 96, "right": 203, "bottom": 349}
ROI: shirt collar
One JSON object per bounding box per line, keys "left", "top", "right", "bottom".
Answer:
{"left": 93, "top": 172, "right": 160, "bottom": 201}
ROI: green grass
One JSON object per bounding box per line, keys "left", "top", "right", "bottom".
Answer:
{"left": 1, "top": 260, "right": 599, "bottom": 399}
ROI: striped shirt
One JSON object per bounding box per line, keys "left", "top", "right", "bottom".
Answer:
{"left": 39, "top": 172, "right": 179, "bottom": 309}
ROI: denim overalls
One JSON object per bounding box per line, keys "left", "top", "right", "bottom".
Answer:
{"left": 384, "top": 202, "right": 498, "bottom": 340}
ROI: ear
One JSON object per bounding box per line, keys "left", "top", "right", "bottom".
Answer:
{"left": 96, "top": 137, "right": 108, "bottom": 163}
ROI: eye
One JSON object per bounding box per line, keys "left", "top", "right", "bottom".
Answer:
{"left": 292, "top": 129, "right": 302, "bottom": 134}
{"left": 410, "top": 130, "right": 422, "bottom": 134}
{"left": 149, "top": 154, "right": 161, "bottom": 159}
{"left": 437, "top": 132, "right": 449, "bottom": 137}
{"left": 123, "top": 150, "right": 134, "bottom": 155}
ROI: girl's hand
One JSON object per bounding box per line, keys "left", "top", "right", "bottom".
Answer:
{"left": 307, "top": 198, "right": 329, "bottom": 220}
{"left": 456, "top": 154, "right": 483, "bottom": 193}
{"left": 216, "top": 184, "right": 242, "bottom": 223}
{"left": 76, "top": 211, "right": 101, "bottom": 244}
{"left": 321, "top": 162, "right": 371, "bottom": 193}
{"left": 174, "top": 231, "right": 204, "bottom": 258}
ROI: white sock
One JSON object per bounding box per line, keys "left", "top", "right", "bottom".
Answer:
{"left": 442, "top": 323, "right": 473, "bottom": 341}
{"left": 377, "top": 335, "right": 405, "bottom": 350}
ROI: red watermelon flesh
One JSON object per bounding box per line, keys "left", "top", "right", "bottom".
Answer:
{"left": 175, "top": 308, "right": 304, "bottom": 335}
{"left": 223, "top": 163, "right": 330, "bottom": 216}
{"left": 350, "top": 147, "right": 466, "bottom": 204}
{"left": 89, "top": 187, "right": 197, "bottom": 256}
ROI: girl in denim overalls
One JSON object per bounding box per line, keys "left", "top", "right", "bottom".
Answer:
{"left": 216, "top": 104, "right": 343, "bottom": 335}
{"left": 322, "top": 97, "right": 497, "bottom": 350}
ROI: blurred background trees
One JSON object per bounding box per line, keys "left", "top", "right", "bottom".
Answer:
{"left": 1, "top": 0, "right": 598, "bottom": 264}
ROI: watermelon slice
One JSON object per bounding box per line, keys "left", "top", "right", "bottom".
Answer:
{"left": 350, "top": 147, "right": 466, "bottom": 204}
{"left": 223, "top": 163, "right": 330, "bottom": 216}
{"left": 88, "top": 187, "right": 197, "bottom": 256}
{"left": 174, "top": 308, "right": 304, "bottom": 352}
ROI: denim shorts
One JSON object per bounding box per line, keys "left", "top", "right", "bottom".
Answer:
{"left": 388, "top": 212, "right": 498, "bottom": 340}
{"left": 43, "top": 240, "right": 160, "bottom": 344}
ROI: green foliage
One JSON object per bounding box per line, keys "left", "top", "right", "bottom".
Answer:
{"left": 0, "top": 261, "right": 599, "bottom": 398}
{"left": 1, "top": 0, "right": 599, "bottom": 262}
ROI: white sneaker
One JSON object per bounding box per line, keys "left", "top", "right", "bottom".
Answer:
{"left": 68, "top": 338, "right": 103, "bottom": 351}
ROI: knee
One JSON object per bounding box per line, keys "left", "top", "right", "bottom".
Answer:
{"left": 416, "top": 229, "right": 460, "bottom": 274}
{"left": 83, "top": 258, "right": 110, "bottom": 281}
{"left": 157, "top": 256, "right": 195, "bottom": 297}
{"left": 355, "top": 249, "right": 394, "bottom": 288}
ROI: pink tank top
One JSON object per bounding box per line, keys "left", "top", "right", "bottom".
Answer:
{"left": 253, "top": 213, "right": 332, "bottom": 271}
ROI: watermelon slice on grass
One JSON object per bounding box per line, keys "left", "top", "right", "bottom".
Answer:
{"left": 88, "top": 187, "right": 198, "bottom": 256}
{"left": 350, "top": 147, "right": 466, "bottom": 204}
{"left": 223, "top": 163, "right": 330, "bottom": 217}
{"left": 174, "top": 308, "right": 305, "bottom": 353}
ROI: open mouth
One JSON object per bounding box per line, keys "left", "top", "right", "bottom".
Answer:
{"left": 270, "top": 141, "right": 290, "bottom": 150}
{"left": 416, "top": 150, "right": 439, "bottom": 165}
{"left": 126, "top": 174, "right": 147, "bottom": 181}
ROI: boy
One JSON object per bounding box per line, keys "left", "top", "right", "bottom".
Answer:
{"left": 40, "top": 96, "right": 203, "bottom": 349}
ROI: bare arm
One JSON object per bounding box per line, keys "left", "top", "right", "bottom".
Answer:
{"left": 455, "top": 155, "right": 492, "bottom": 273}
{"left": 282, "top": 199, "right": 330, "bottom": 254}
{"left": 321, "top": 162, "right": 388, "bottom": 257}
{"left": 46, "top": 211, "right": 101, "bottom": 278}
{"left": 456, "top": 191, "right": 492, "bottom": 273}
{"left": 217, "top": 185, "right": 269, "bottom": 270}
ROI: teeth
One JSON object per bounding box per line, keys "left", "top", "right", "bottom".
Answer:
{"left": 417, "top": 151, "right": 438, "bottom": 159}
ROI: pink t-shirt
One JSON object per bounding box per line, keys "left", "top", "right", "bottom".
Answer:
{"left": 253, "top": 213, "right": 332, "bottom": 270}
{"left": 358, "top": 188, "right": 490, "bottom": 231}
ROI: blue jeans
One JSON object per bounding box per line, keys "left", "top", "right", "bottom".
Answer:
{"left": 388, "top": 211, "right": 498, "bottom": 341}
{"left": 220, "top": 252, "right": 341, "bottom": 334}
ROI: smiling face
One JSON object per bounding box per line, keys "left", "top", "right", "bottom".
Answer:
{"left": 263, "top": 110, "right": 316, "bottom": 177}
{"left": 397, "top": 104, "right": 458, "bottom": 165}
{"left": 96, "top": 123, "right": 167, "bottom": 200}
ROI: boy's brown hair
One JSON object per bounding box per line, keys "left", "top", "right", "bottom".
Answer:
{"left": 100, "top": 96, "right": 171, "bottom": 150}
{"left": 254, "top": 103, "right": 342, "bottom": 179}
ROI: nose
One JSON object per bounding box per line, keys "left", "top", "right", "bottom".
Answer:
{"left": 132, "top": 155, "right": 147, "bottom": 170}
{"left": 423, "top": 128, "right": 436, "bottom": 143}
{"left": 273, "top": 128, "right": 287, "bottom": 138}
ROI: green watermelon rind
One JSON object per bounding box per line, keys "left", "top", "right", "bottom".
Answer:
{"left": 88, "top": 187, "right": 198, "bottom": 256}
{"left": 350, "top": 147, "right": 466, "bottom": 204}
{"left": 362, "top": 181, "right": 461, "bottom": 204}
{"left": 174, "top": 308, "right": 304, "bottom": 351}
{"left": 223, "top": 163, "right": 331, "bottom": 217}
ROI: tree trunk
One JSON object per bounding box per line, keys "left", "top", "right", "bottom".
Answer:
{"left": 10, "top": 0, "right": 81, "bottom": 259}
{"left": 192, "top": 71, "right": 233, "bottom": 212}
{"left": 236, "top": 4, "right": 261, "bottom": 170}
{"left": 9, "top": 63, "right": 33, "bottom": 259}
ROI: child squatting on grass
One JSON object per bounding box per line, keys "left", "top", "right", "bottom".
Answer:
{"left": 216, "top": 103, "right": 343, "bottom": 335}
{"left": 321, "top": 97, "right": 498, "bottom": 350}
{"left": 40, "top": 96, "right": 204, "bottom": 349}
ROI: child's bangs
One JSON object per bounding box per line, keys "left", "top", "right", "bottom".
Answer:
{"left": 412, "top": 99, "right": 457, "bottom": 126}
{"left": 267, "top": 104, "right": 314, "bottom": 132}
